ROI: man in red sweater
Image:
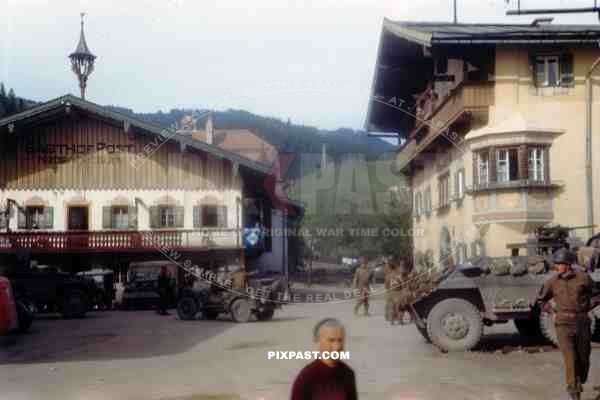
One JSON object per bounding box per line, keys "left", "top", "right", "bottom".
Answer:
{"left": 290, "top": 318, "right": 358, "bottom": 400}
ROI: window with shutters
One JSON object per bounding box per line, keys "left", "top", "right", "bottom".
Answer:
{"left": 414, "top": 192, "right": 422, "bottom": 217}
{"left": 26, "top": 207, "right": 45, "bottom": 229}
{"left": 424, "top": 186, "right": 432, "bottom": 215}
{"left": 532, "top": 53, "right": 573, "bottom": 88}
{"left": 160, "top": 207, "right": 177, "bottom": 228}
{"left": 438, "top": 174, "right": 450, "bottom": 209}
{"left": 455, "top": 168, "right": 465, "bottom": 201}
{"left": 103, "top": 206, "right": 137, "bottom": 229}
{"left": 112, "top": 207, "right": 129, "bottom": 229}
{"left": 528, "top": 147, "right": 544, "bottom": 182}
{"left": 149, "top": 206, "right": 183, "bottom": 229}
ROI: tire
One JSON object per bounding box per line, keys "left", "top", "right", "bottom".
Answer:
{"left": 61, "top": 290, "right": 88, "bottom": 318}
{"left": 16, "top": 300, "right": 34, "bottom": 333}
{"left": 177, "top": 296, "right": 198, "bottom": 320}
{"left": 204, "top": 310, "right": 219, "bottom": 320}
{"left": 540, "top": 308, "right": 597, "bottom": 347}
{"left": 514, "top": 317, "right": 543, "bottom": 339}
{"left": 416, "top": 324, "right": 431, "bottom": 342}
{"left": 426, "top": 298, "right": 483, "bottom": 352}
{"left": 230, "top": 298, "right": 251, "bottom": 323}
{"left": 256, "top": 308, "right": 275, "bottom": 321}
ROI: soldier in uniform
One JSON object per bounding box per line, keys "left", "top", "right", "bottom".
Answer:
{"left": 384, "top": 259, "right": 399, "bottom": 324}
{"left": 352, "top": 256, "right": 373, "bottom": 316}
{"left": 156, "top": 265, "right": 171, "bottom": 316}
{"left": 538, "top": 248, "right": 593, "bottom": 400}
{"left": 395, "top": 260, "right": 414, "bottom": 325}
{"left": 229, "top": 252, "right": 258, "bottom": 291}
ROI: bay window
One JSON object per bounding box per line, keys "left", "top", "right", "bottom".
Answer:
{"left": 496, "top": 148, "right": 518, "bottom": 183}
{"left": 477, "top": 153, "right": 489, "bottom": 185}
{"left": 528, "top": 148, "right": 544, "bottom": 182}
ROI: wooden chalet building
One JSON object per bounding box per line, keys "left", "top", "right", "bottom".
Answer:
{"left": 0, "top": 94, "right": 300, "bottom": 276}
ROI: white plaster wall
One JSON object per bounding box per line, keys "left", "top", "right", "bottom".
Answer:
{"left": 0, "top": 188, "right": 243, "bottom": 231}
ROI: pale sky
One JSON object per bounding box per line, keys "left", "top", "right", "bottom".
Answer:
{"left": 2, "top": 0, "right": 599, "bottom": 130}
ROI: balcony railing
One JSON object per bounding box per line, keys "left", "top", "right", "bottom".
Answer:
{"left": 413, "top": 80, "right": 495, "bottom": 135}
{"left": 469, "top": 179, "right": 564, "bottom": 193}
{"left": 397, "top": 81, "right": 494, "bottom": 172}
{"left": 0, "top": 229, "right": 242, "bottom": 254}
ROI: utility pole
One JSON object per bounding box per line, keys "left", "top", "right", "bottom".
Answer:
{"left": 453, "top": 0, "right": 458, "bottom": 24}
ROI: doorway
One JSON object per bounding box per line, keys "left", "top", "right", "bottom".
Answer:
{"left": 67, "top": 206, "right": 89, "bottom": 230}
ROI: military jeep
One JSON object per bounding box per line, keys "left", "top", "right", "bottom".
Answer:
{"left": 176, "top": 268, "right": 287, "bottom": 322}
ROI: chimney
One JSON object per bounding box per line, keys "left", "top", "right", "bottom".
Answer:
{"left": 205, "top": 112, "right": 214, "bottom": 144}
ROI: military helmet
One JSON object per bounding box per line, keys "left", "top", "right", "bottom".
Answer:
{"left": 553, "top": 248, "right": 576, "bottom": 265}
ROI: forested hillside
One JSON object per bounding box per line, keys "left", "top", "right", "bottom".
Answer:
{"left": 0, "top": 83, "right": 33, "bottom": 118}
{"left": 106, "top": 105, "right": 398, "bottom": 177}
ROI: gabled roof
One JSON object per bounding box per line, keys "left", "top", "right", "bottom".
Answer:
{"left": 383, "top": 19, "right": 600, "bottom": 45}
{"left": 0, "top": 94, "right": 270, "bottom": 175}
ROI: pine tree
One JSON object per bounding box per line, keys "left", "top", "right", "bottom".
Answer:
{"left": 6, "top": 88, "right": 16, "bottom": 114}
{"left": 0, "top": 83, "right": 6, "bottom": 101}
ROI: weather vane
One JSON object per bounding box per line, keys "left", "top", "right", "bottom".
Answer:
{"left": 69, "top": 12, "right": 96, "bottom": 100}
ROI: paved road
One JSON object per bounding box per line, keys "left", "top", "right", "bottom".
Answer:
{"left": 2, "top": 299, "right": 600, "bottom": 400}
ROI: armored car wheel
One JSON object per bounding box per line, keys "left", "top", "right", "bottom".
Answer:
{"left": 427, "top": 298, "right": 483, "bottom": 352}
{"left": 230, "top": 298, "right": 251, "bottom": 323}
{"left": 177, "top": 296, "right": 199, "bottom": 320}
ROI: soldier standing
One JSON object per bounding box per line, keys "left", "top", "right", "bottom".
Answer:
{"left": 396, "top": 261, "right": 415, "bottom": 325}
{"left": 156, "top": 265, "right": 171, "bottom": 316}
{"left": 353, "top": 256, "right": 372, "bottom": 316}
{"left": 230, "top": 251, "right": 258, "bottom": 291}
{"left": 384, "top": 259, "right": 399, "bottom": 324}
{"left": 538, "top": 248, "right": 593, "bottom": 400}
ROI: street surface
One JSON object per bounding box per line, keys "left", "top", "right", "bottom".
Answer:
{"left": 2, "top": 297, "right": 600, "bottom": 400}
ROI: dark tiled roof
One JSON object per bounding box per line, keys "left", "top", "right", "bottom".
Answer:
{"left": 383, "top": 18, "right": 600, "bottom": 45}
